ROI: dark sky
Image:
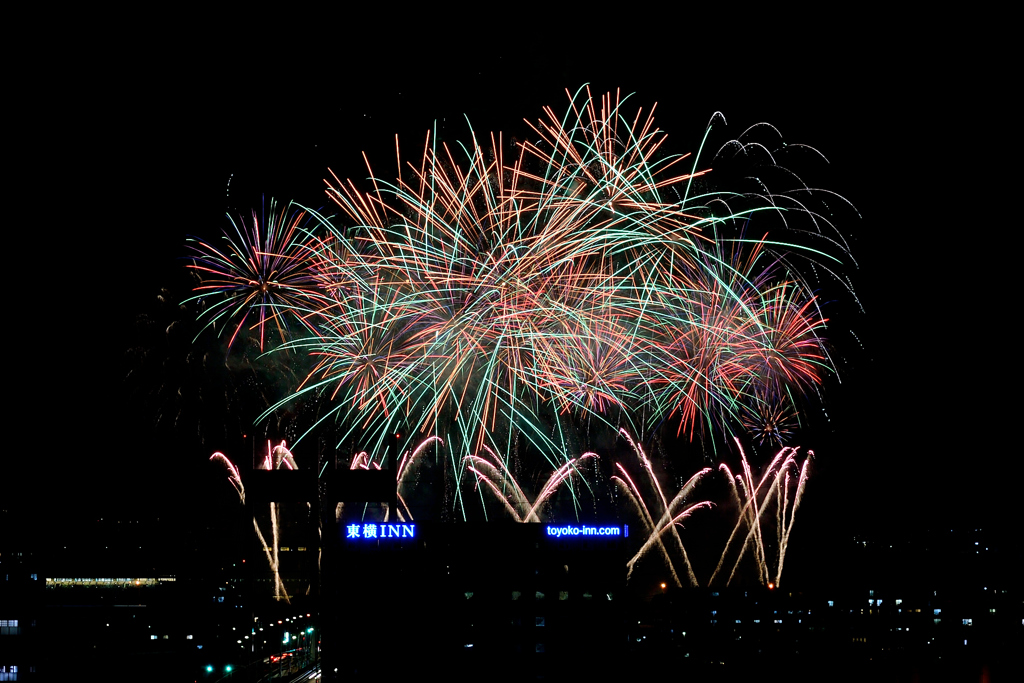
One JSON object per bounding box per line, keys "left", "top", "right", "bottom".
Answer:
{"left": 13, "top": 15, "right": 1016, "bottom": 547}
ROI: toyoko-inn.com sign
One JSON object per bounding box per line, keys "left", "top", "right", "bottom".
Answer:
{"left": 545, "top": 524, "right": 626, "bottom": 538}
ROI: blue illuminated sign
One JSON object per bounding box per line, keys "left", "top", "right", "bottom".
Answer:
{"left": 545, "top": 524, "right": 625, "bottom": 538}
{"left": 345, "top": 523, "right": 416, "bottom": 540}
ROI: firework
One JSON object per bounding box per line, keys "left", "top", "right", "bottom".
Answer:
{"left": 185, "top": 198, "right": 322, "bottom": 352}
{"left": 236, "top": 86, "right": 846, "bottom": 479}
{"left": 192, "top": 87, "right": 849, "bottom": 556}
{"left": 708, "top": 439, "right": 812, "bottom": 587}
{"left": 611, "top": 429, "right": 713, "bottom": 587}
{"left": 210, "top": 451, "right": 245, "bottom": 502}
{"left": 464, "top": 446, "right": 598, "bottom": 522}
{"left": 211, "top": 442, "right": 303, "bottom": 602}
{"left": 332, "top": 435, "right": 444, "bottom": 523}
{"left": 260, "top": 439, "right": 298, "bottom": 471}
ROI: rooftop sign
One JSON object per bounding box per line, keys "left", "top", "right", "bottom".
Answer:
{"left": 345, "top": 523, "right": 415, "bottom": 540}
{"left": 545, "top": 524, "right": 626, "bottom": 538}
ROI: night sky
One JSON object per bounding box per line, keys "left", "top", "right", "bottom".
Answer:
{"left": 12, "top": 15, "right": 1016, "bottom": 564}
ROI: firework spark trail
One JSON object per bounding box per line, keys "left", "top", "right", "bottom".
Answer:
{"left": 740, "top": 446, "right": 773, "bottom": 583}
{"left": 333, "top": 436, "right": 444, "bottom": 522}
{"left": 464, "top": 447, "right": 597, "bottom": 522}
{"left": 632, "top": 468, "right": 714, "bottom": 584}
{"left": 211, "top": 452, "right": 245, "bottom": 502}
{"left": 464, "top": 448, "right": 534, "bottom": 522}
{"left": 708, "top": 463, "right": 747, "bottom": 585}
{"left": 613, "top": 463, "right": 712, "bottom": 589}
{"left": 775, "top": 454, "right": 811, "bottom": 585}
{"left": 741, "top": 443, "right": 801, "bottom": 583}
{"left": 708, "top": 441, "right": 811, "bottom": 587}
{"left": 613, "top": 464, "right": 683, "bottom": 586}
{"left": 614, "top": 429, "right": 713, "bottom": 586}
{"left": 211, "top": 449, "right": 292, "bottom": 602}
{"left": 526, "top": 452, "right": 599, "bottom": 521}
{"left": 334, "top": 450, "right": 376, "bottom": 523}
{"left": 724, "top": 451, "right": 785, "bottom": 586}
{"left": 465, "top": 462, "right": 531, "bottom": 522}
{"left": 269, "top": 501, "right": 287, "bottom": 602}
{"left": 618, "top": 429, "right": 707, "bottom": 586}
{"left": 632, "top": 499, "right": 713, "bottom": 575}
{"left": 777, "top": 470, "right": 789, "bottom": 566}
{"left": 262, "top": 440, "right": 300, "bottom": 602}
{"left": 258, "top": 440, "right": 298, "bottom": 470}
{"left": 395, "top": 436, "right": 444, "bottom": 521}
{"left": 251, "top": 516, "right": 289, "bottom": 603}
{"left": 211, "top": 444, "right": 299, "bottom": 598}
